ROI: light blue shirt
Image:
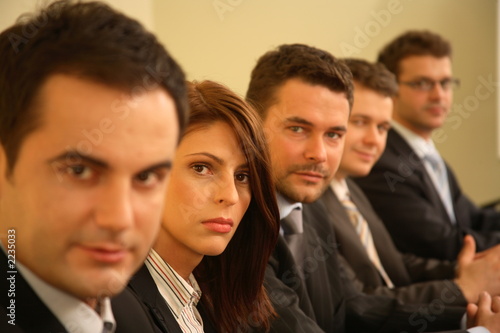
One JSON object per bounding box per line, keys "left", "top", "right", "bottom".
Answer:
{"left": 391, "top": 121, "right": 456, "bottom": 223}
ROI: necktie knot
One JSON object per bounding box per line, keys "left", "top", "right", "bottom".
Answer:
{"left": 424, "top": 150, "right": 442, "bottom": 172}
{"left": 102, "top": 321, "right": 114, "bottom": 333}
{"left": 281, "top": 207, "right": 305, "bottom": 274}
{"left": 282, "top": 208, "right": 303, "bottom": 235}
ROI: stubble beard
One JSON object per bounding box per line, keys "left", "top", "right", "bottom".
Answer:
{"left": 275, "top": 164, "right": 331, "bottom": 204}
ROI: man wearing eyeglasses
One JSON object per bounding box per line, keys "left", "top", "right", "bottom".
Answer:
{"left": 354, "top": 30, "right": 500, "bottom": 261}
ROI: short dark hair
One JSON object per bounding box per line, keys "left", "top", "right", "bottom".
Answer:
{"left": 0, "top": 0, "right": 188, "bottom": 172}
{"left": 377, "top": 30, "right": 452, "bottom": 78}
{"left": 246, "top": 43, "right": 353, "bottom": 118}
{"left": 343, "top": 58, "right": 398, "bottom": 97}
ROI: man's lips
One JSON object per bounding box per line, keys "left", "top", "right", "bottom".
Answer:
{"left": 78, "top": 244, "right": 129, "bottom": 264}
{"left": 426, "top": 105, "right": 446, "bottom": 115}
{"left": 354, "top": 150, "right": 376, "bottom": 161}
{"left": 294, "top": 171, "right": 325, "bottom": 183}
{"left": 202, "top": 218, "right": 234, "bottom": 233}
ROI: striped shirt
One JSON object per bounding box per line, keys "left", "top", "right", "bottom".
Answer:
{"left": 145, "top": 249, "right": 204, "bottom": 333}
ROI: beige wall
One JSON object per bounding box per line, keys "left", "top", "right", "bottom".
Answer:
{"left": 0, "top": 0, "right": 153, "bottom": 31}
{"left": 154, "top": 0, "right": 499, "bottom": 205}
{"left": 1, "top": 0, "right": 498, "bottom": 204}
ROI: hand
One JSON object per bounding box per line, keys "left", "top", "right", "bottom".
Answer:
{"left": 455, "top": 235, "right": 500, "bottom": 303}
{"left": 466, "top": 292, "right": 500, "bottom": 333}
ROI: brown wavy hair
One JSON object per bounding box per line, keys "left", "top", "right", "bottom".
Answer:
{"left": 187, "top": 80, "right": 279, "bottom": 332}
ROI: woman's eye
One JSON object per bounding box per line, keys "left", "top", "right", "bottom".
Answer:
{"left": 192, "top": 164, "right": 210, "bottom": 175}
{"left": 235, "top": 173, "right": 250, "bottom": 184}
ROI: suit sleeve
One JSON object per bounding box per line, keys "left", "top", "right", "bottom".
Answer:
{"left": 401, "top": 253, "right": 456, "bottom": 282}
{"left": 339, "top": 258, "right": 468, "bottom": 333}
{"left": 337, "top": 253, "right": 467, "bottom": 309}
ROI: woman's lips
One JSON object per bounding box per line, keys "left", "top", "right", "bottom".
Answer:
{"left": 202, "top": 218, "right": 234, "bottom": 233}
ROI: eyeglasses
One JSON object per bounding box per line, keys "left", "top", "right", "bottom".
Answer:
{"left": 399, "top": 78, "right": 460, "bottom": 92}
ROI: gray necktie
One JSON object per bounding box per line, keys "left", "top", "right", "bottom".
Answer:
{"left": 424, "top": 149, "right": 456, "bottom": 223}
{"left": 281, "top": 208, "right": 305, "bottom": 269}
{"left": 102, "top": 321, "right": 114, "bottom": 333}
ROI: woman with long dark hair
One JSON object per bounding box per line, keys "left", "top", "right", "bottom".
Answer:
{"left": 129, "top": 80, "right": 279, "bottom": 333}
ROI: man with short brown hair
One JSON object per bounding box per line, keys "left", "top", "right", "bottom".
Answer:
{"left": 355, "top": 30, "right": 500, "bottom": 261}
{"left": 0, "top": 1, "right": 187, "bottom": 332}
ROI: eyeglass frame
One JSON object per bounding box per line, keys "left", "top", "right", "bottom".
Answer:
{"left": 398, "top": 77, "right": 460, "bottom": 92}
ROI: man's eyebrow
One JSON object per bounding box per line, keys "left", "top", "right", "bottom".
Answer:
{"left": 410, "top": 75, "right": 452, "bottom": 81}
{"left": 351, "top": 114, "right": 391, "bottom": 127}
{"left": 286, "top": 116, "right": 346, "bottom": 133}
{"left": 141, "top": 161, "right": 173, "bottom": 173}
{"left": 47, "top": 151, "right": 172, "bottom": 171}
{"left": 47, "top": 151, "right": 109, "bottom": 168}
{"left": 351, "top": 114, "right": 372, "bottom": 120}
{"left": 329, "top": 125, "right": 347, "bottom": 133}
{"left": 284, "top": 116, "right": 314, "bottom": 127}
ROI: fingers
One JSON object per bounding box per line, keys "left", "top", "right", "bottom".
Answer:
{"left": 478, "top": 291, "right": 493, "bottom": 313}
{"left": 466, "top": 303, "right": 478, "bottom": 328}
{"left": 492, "top": 295, "right": 500, "bottom": 313}
{"left": 458, "top": 234, "right": 476, "bottom": 267}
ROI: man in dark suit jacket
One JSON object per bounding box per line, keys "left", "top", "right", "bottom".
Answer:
{"left": 316, "top": 58, "right": 500, "bottom": 307}
{"left": 0, "top": 250, "right": 158, "bottom": 333}
{"left": 245, "top": 44, "right": 493, "bottom": 333}
{"left": 353, "top": 30, "right": 500, "bottom": 261}
{"left": 0, "top": 2, "right": 188, "bottom": 332}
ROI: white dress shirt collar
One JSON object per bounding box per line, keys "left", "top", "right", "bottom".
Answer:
{"left": 391, "top": 120, "right": 437, "bottom": 159}
{"left": 145, "top": 249, "right": 204, "bottom": 333}
{"left": 276, "top": 192, "right": 303, "bottom": 220}
{"left": 331, "top": 178, "right": 349, "bottom": 201}
{"left": 16, "top": 260, "right": 115, "bottom": 333}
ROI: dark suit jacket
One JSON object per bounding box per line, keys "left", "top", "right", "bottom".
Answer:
{"left": 316, "top": 179, "right": 467, "bottom": 307}
{"left": 264, "top": 200, "right": 467, "bottom": 333}
{"left": 128, "top": 264, "right": 217, "bottom": 333}
{"left": 0, "top": 250, "right": 157, "bottom": 333}
{"left": 354, "top": 128, "right": 500, "bottom": 260}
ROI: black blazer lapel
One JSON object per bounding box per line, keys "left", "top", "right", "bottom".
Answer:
{"left": 346, "top": 178, "right": 412, "bottom": 286}
{"left": 128, "top": 265, "right": 183, "bottom": 333}
{"left": 128, "top": 264, "right": 217, "bottom": 333}
{"left": 113, "top": 288, "right": 162, "bottom": 333}
{"left": 302, "top": 203, "right": 346, "bottom": 332}
{"left": 387, "top": 129, "right": 453, "bottom": 224}
{"left": 319, "top": 186, "right": 386, "bottom": 287}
